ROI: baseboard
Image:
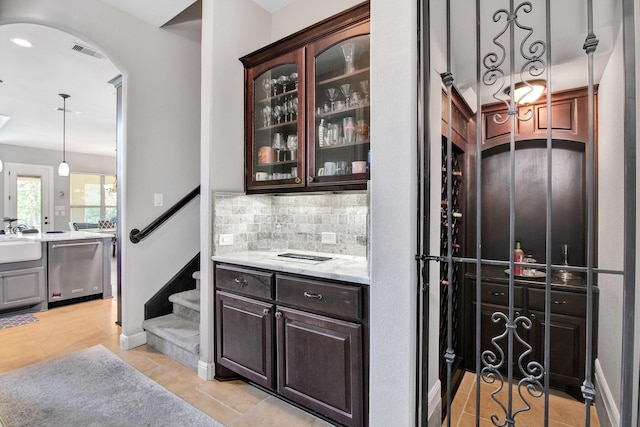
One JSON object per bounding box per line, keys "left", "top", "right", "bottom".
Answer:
{"left": 428, "top": 380, "right": 442, "bottom": 427}
{"left": 594, "top": 359, "right": 619, "bottom": 427}
{"left": 198, "top": 360, "right": 214, "bottom": 380}
{"left": 119, "top": 331, "right": 147, "bottom": 350}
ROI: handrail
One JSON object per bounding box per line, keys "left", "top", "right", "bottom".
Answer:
{"left": 130, "top": 186, "right": 200, "bottom": 244}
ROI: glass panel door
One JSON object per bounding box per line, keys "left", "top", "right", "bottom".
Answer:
{"left": 3, "top": 163, "right": 53, "bottom": 233}
{"left": 308, "top": 31, "right": 370, "bottom": 187}
{"left": 247, "top": 49, "right": 304, "bottom": 191}
{"left": 16, "top": 175, "right": 42, "bottom": 230}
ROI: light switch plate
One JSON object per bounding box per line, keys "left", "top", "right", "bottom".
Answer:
{"left": 321, "top": 232, "right": 337, "bottom": 244}
{"left": 219, "top": 234, "right": 234, "bottom": 246}
{"left": 154, "top": 193, "right": 163, "bottom": 207}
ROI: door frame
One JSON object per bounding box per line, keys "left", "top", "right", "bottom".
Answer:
{"left": 3, "top": 162, "right": 55, "bottom": 233}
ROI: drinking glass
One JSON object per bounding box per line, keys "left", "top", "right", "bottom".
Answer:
{"left": 262, "top": 105, "right": 272, "bottom": 127}
{"left": 340, "top": 42, "right": 357, "bottom": 74}
{"left": 343, "top": 117, "right": 356, "bottom": 144}
{"left": 359, "top": 80, "right": 369, "bottom": 104}
{"left": 273, "top": 104, "right": 283, "bottom": 123}
{"left": 340, "top": 84, "right": 352, "bottom": 107}
{"left": 326, "top": 88, "right": 339, "bottom": 111}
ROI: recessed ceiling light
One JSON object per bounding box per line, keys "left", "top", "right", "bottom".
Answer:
{"left": 10, "top": 38, "right": 32, "bottom": 48}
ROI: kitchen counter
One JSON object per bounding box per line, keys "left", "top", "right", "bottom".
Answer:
{"left": 466, "top": 264, "right": 596, "bottom": 292}
{"left": 2, "top": 231, "right": 113, "bottom": 243}
{"left": 212, "top": 250, "right": 369, "bottom": 285}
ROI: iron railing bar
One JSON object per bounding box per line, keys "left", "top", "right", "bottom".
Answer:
{"left": 582, "top": 0, "right": 598, "bottom": 422}
{"left": 543, "top": 1, "right": 552, "bottom": 424}
{"left": 620, "top": 0, "right": 637, "bottom": 423}
{"left": 129, "top": 186, "right": 200, "bottom": 244}
{"left": 474, "top": 0, "right": 482, "bottom": 425}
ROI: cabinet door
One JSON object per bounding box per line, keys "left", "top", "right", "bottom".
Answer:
{"left": 215, "top": 291, "right": 274, "bottom": 389}
{"left": 528, "top": 311, "right": 586, "bottom": 388}
{"left": 0, "top": 267, "right": 46, "bottom": 310}
{"left": 246, "top": 49, "right": 305, "bottom": 192}
{"left": 276, "top": 305, "right": 363, "bottom": 427}
{"left": 307, "top": 22, "right": 370, "bottom": 189}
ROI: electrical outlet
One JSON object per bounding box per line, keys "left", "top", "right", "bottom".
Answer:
{"left": 321, "top": 232, "right": 337, "bottom": 245}
{"left": 219, "top": 234, "right": 234, "bottom": 246}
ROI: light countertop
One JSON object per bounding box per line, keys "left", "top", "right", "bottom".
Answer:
{"left": 1, "top": 231, "right": 114, "bottom": 243}
{"left": 212, "top": 250, "right": 369, "bottom": 285}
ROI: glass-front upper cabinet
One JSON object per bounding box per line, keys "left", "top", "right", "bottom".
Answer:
{"left": 307, "top": 23, "right": 370, "bottom": 188}
{"left": 245, "top": 49, "right": 305, "bottom": 191}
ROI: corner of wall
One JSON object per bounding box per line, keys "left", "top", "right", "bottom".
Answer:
{"left": 119, "top": 331, "right": 147, "bottom": 350}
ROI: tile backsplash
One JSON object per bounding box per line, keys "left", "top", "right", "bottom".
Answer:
{"left": 213, "top": 192, "right": 369, "bottom": 257}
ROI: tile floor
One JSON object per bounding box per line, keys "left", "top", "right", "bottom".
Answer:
{"left": 444, "top": 371, "right": 600, "bottom": 427}
{"left": 0, "top": 297, "right": 332, "bottom": 426}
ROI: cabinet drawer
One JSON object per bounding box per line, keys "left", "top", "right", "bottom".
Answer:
{"left": 528, "top": 288, "right": 586, "bottom": 317}
{"left": 276, "top": 275, "right": 362, "bottom": 320}
{"left": 215, "top": 264, "right": 274, "bottom": 300}
{"left": 474, "top": 281, "right": 524, "bottom": 307}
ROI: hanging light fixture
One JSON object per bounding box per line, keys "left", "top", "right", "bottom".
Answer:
{"left": 505, "top": 79, "right": 546, "bottom": 105}
{"left": 58, "top": 93, "right": 70, "bottom": 176}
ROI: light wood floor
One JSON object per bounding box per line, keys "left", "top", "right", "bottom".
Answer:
{"left": 0, "top": 297, "right": 332, "bottom": 426}
{"left": 444, "top": 371, "right": 600, "bottom": 427}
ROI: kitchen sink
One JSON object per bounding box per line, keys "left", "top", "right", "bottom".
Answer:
{"left": 0, "top": 239, "right": 42, "bottom": 263}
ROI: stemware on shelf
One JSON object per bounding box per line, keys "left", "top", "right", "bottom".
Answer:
{"left": 326, "top": 88, "right": 339, "bottom": 111}
{"left": 340, "top": 42, "right": 357, "bottom": 74}
{"left": 340, "top": 83, "right": 352, "bottom": 107}
{"left": 359, "top": 80, "right": 369, "bottom": 103}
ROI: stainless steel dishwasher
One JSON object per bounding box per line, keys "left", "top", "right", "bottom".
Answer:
{"left": 47, "top": 239, "right": 104, "bottom": 302}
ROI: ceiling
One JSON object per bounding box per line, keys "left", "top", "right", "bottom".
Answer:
{"left": 0, "top": 0, "right": 619, "bottom": 157}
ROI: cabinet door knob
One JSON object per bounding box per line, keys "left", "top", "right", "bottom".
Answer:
{"left": 234, "top": 277, "right": 248, "bottom": 286}
{"left": 295, "top": 177, "right": 301, "bottom": 184}
{"left": 515, "top": 311, "right": 521, "bottom": 317}
{"left": 530, "top": 313, "right": 536, "bottom": 320}
{"left": 307, "top": 176, "right": 314, "bottom": 183}
{"left": 304, "top": 291, "right": 323, "bottom": 300}
{"left": 489, "top": 291, "right": 505, "bottom": 297}
{"left": 275, "top": 311, "right": 282, "bottom": 319}
{"left": 263, "top": 308, "right": 270, "bottom": 315}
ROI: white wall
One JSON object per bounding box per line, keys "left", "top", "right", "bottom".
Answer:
{"left": 0, "top": 144, "right": 115, "bottom": 230}
{"left": 0, "top": 0, "right": 202, "bottom": 346}
{"left": 370, "top": 0, "right": 418, "bottom": 424}
{"left": 595, "top": 22, "right": 625, "bottom": 426}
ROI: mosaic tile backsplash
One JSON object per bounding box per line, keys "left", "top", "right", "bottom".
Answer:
{"left": 213, "top": 192, "right": 369, "bottom": 257}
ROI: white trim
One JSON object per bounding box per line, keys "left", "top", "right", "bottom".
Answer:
{"left": 428, "top": 380, "right": 442, "bottom": 421}
{"left": 198, "top": 360, "right": 214, "bottom": 380}
{"left": 119, "top": 331, "right": 147, "bottom": 350}
{"left": 595, "top": 359, "right": 620, "bottom": 427}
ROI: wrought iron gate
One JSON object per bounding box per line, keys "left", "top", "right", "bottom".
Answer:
{"left": 417, "top": 0, "right": 636, "bottom": 426}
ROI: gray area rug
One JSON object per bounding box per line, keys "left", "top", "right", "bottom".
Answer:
{"left": 0, "top": 313, "right": 38, "bottom": 330}
{"left": 0, "top": 345, "right": 223, "bottom": 427}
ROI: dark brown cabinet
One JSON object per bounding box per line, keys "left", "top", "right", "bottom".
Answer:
{"left": 240, "top": 2, "right": 370, "bottom": 194}
{"left": 465, "top": 274, "right": 597, "bottom": 400}
{"left": 214, "top": 263, "right": 368, "bottom": 427}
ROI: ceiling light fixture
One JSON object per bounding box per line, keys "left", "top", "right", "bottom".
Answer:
{"left": 10, "top": 38, "right": 32, "bottom": 48}
{"left": 505, "top": 79, "right": 546, "bottom": 105}
{"left": 58, "top": 94, "right": 70, "bottom": 177}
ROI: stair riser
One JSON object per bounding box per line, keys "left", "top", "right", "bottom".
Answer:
{"left": 147, "top": 332, "right": 199, "bottom": 371}
{"left": 173, "top": 303, "right": 199, "bottom": 323}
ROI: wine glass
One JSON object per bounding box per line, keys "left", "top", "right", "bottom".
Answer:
{"left": 270, "top": 78, "right": 278, "bottom": 96}
{"left": 278, "top": 75, "right": 290, "bottom": 93}
{"left": 359, "top": 80, "right": 369, "bottom": 104}
{"left": 326, "top": 88, "right": 339, "bottom": 111}
{"left": 340, "top": 42, "right": 357, "bottom": 74}
{"left": 290, "top": 72, "right": 299, "bottom": 89}
{"left": 273, "top": 104, "right": 283, "bottom": 124}
{"left": 292, "top": 97, "right": 299, "bottom": 119}
{"left": 340, "top": 83, "right": 352, "bottom": 107}
{"left": 262, "top": 105, "right": 272, "bottom": 127}
{"left": 262, "top": 79, "right": 272, "bottom": 99}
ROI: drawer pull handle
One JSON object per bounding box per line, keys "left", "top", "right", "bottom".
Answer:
{"left": 304, "top": 291, "right": 323, "bottom": 300}
{"left": 262, "top": 308, "right": 270, "bottom": 315}
{"left": 489, "top": 291, "right": 505, "bottom": 297}
{"left": 275, "top": 311, "right": 282, "bottom": 319}
{"left": 553, "top": 300, "right": 567, "bottom": 305}
{"left": 234, "top": 277, "right": 248, "bottom": 286}
{"left": 530, "top": 313, "right": 537, "bottom": 320}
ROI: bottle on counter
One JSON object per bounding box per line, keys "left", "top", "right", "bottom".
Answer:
{"left": 513, "top": 241, "right": 524, "bottom": 275}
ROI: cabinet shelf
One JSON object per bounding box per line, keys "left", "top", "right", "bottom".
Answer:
{"left": 316, "top": 102, "right": 370, "bottom": 119}
{"left": 256, "top": 160, "right": 298, "bottom": 167}
{"left": 256, "top": 119, "right": 298, "bottom": 131}
{"left": 259, "top": 88, "right": 298, "bottom": 104}
{"left": 319, "top": 139, "right": 369, "bottom": 150}
{"left": 316, "top": 67, "right": 370, "bottom": 87}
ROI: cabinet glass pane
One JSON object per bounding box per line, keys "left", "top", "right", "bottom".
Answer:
{"left": 313, "top": 35, "right": 370, "bottom": 181}
{"left": 253, "top": 64, "right": 300, "bottom": 183}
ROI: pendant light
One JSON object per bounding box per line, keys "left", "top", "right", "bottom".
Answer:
{"left": 58, "top": 93, "right": 70, "bottom": 176}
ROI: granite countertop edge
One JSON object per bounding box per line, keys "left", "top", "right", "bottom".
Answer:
{"left": 212, "top": 250, "right": 370, "bottom": 285}
{"left": 465, "top": 265, "right": 597, "bottom": 292}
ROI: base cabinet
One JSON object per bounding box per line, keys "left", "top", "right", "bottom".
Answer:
{"left": 214, "top": 263, "right": 368, "bottom": 427}
{"left": 0, "top": 266, "right": 46, "bottom": 311}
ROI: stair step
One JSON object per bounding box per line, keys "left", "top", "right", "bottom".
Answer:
{"left": 142, "top": 313, "right": 199, "bottom": 354}
{"left": 169, "top": 289, "right": 200, "bottom": 311}
{"left": 146, "top": 331, "right": 199, "bottom": 371}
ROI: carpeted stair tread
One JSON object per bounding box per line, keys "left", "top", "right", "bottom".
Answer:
{"left": 142, "top": 314, "right": 199, "bottom": 354}
{"left": 169, "top": 289, "right": 200, "bottom": 312}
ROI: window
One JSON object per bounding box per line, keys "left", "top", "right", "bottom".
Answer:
{"left": 70, "top": 173, "right": 117, "bottom": 224}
